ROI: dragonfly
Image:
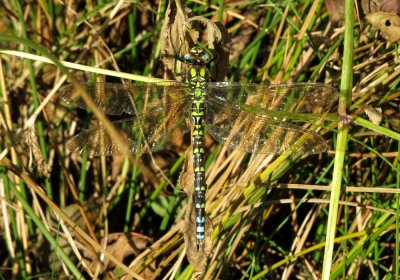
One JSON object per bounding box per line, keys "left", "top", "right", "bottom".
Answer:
{"left": 58, "top": 46, "right": 338, "bottom": 252}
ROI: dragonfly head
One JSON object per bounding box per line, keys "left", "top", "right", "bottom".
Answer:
{"left": 181, "top": 46, "right": 214, "bottom": 65}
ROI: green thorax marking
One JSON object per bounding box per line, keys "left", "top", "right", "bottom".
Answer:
{"left": 183, "top": 46, "right": 212, "bottom": 92}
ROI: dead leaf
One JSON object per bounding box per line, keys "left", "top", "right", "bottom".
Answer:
{"left": 327, "top": 0, "right": 400, "bottom": 21}
{"left": 183, "top": 16, "right": 231, "bottom": 81}
{"left": 364, "top": 105, "right": 383, "bottom": 125}
{"left": 366, "top": 12, "right": 400, "bottom": 42}
{"left": 34, "top": 198, "right": 102, "bottom": 278}
{"left": 25, "top": 126, "right": 51, "bottom": 177}
{"left": 159, "top": 0, "right": 230, "bottom": 81}
{"left": 380, "top": 0, "right": 400, "bottom": 13}
{"left": 105, "top": 233, "right": 153, "bottom": 272}
{"left": 159, "top": 0, "right": 191, "bottom": 79}
{"left": 61, "top": 197, "right": 103, "bottom": 231}
{"left": 325, "top": 0, "right": 346, "bottom": 22}
{"left": 179, "top": 150, "right": 195, "bottom": 195}
{"left": 77, "top": 232, "right": 154, "bottom": 278}
{"left": 362, "top": 0, "right": 384, "bottom": 14}
{"left": 184, "top": 16, "right": 222, "bottom": 49}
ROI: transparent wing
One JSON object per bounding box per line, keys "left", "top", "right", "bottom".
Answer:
{"left": 206, "top": 82, "right": 338, "bottom": 116}
{"left": 205, "top": 82, "right": 338, "bottom": 155}
{"left": 67, "top": 99, "right": 192, "bottom": 156}
{"left": 58, "top": 82, "right": 188, "bottom": 115}
{"left": 205, "top": 103, "right": 327, "bottom": 154}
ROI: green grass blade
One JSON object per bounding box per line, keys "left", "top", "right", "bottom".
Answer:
{"left": 321, "top": 0, "right": 354, "bottom": 278}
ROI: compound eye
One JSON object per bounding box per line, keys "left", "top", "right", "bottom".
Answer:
{"left": 184, "top": 53, "right": 193, "bottom": 62}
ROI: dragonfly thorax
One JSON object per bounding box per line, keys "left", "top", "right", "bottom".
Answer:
{"left": 183, "top": 48, "right": 211, "bottom": 94}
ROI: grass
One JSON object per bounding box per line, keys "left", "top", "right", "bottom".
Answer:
{"left": 0, "top": 0, "right": 399, "bottom": 279}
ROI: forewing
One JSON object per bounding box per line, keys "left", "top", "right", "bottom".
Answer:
{"left": 59, "top": 82, "right": 188, "bottom": 115}
{"left": 67, "top": 99, "right": 191, "bottom": 156}
{"left": 206, "top": 82, "right": 338, "bottom": 116}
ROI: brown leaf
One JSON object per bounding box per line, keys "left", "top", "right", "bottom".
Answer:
{"left": 362, "top": 0, "right": 384, "bottom": 14}
{"left": 366, "top": 12, "right": 400, "bottom": 42}
{"left": 325, "top": 0, "right": 400, "bottom": 21}
{"left": 325, "top": 0, "right": 345, "bottom": 22}
{"left": 159, "top": 0, "right": 230, "bottom": 82}
{"left": 105, "top": 233, "right": 152, "bottom": 270}
{"left": 179, "top": 150, "right": 194, "bottom": 195}
{"left": 25, "top": 126, "right": 51, "bottom": 177}
{"left": 183, "top": 17, "right": 231, "bottom": 81}
{"left": 84, "top": 232, "right": 154, "bottom": 278}
{"left": 381, "top": 0, "right": 400, "bottom": 14}
{"left": 364, "top": 105, "right": 383, "bottom": 125}
{"left": 35, "top": 198, "right": 103, "bottom": 278}
{"left": 159, "top": 0, "right": 190, "bottom": 79}
{"left": 61, "top": 197, "right": 103, "bottom": 230}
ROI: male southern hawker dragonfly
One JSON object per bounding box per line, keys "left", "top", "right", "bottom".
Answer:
{"left": 59, "top": 46, "right": 338, "bottom": 251}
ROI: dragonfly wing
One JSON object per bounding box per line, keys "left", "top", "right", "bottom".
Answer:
{"left": 59, "top": 82, "right": 188, "bottom": 115}
{"left": 205, "top": 98, "right": 328, "bottom": 155}
{"left": 204, "top": 82, "right": 337, "bottom": 154}
{"left": 206, "top": 82, "right": 338, "bottom": 117}
{"left": 67, "top": 99, "right": 191, "bottom": 156}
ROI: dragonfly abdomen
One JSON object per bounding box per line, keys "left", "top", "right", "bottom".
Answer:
{"left": 192, "top": 128, "right": 206, "bottom": 251}
{"left": 191, "top": 96, "right": 207, "bottom": 251}
{"left": 188, "top": 62, "right": 209, "bottom": 251}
